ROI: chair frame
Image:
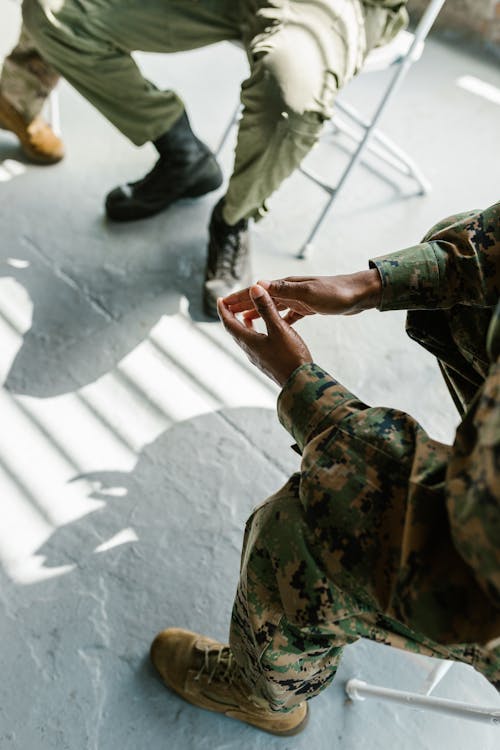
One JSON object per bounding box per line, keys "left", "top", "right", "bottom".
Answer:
{"left": 297, "top": 0, "right": 446, "bottom": 258}
{"left": 346, "top": 660, "right": 500, "bottom": 726}
{"left": 46, "top": 90, "right": 61, "bottom": 137}
{"left": 216, "top": 0, "right": 447, "bottom": 258}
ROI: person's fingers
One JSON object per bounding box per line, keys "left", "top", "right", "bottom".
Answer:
{"left": 227, "top": 300, "right": 256, "bottom": 314}
{"left": 242, "top": 301, "right": 287, "bottom": 322}
{"left": 258, "top": 277, "right": 311, "bottom": 302}
{"left": 226, "top": 278, "right": 315, "bottom": 312}
{"left": 242, "top": 309, "right": 260, "bottom": 323}
{"left": 217, "top": 298, "right": 254, "bottom": 343}
{"left": 249, "top": 285, "right": 284, "bottom": 333}
{"left": 222, "top": 287, "right": 253, "bottom": 308}
{"left": 283, "top": 310, "right": 304, "bottom": 325}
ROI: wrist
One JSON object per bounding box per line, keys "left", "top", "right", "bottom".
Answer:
{"left": 277, "top": 355, "right": 313, "bottom": 387}
{"left": 349, "top": 269, "right": 382, "bottom": 312}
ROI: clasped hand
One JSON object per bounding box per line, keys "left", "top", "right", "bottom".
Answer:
{"left": 217, "top": 285, "right": 312, "bottom": 387}
{"left": 217, "top": 272, "right": 381, "bottom": 387}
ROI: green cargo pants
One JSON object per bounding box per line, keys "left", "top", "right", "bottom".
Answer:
{"left": 22, "top": 0, "right": 405, "bottom": 224}
{"left": 1, "top": 26, "right": 59, "bottom": 121}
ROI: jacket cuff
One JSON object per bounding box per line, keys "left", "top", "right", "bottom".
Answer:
{"left": 369, "top": 241, "right": 446, "bottom": 311}
{"left": 277, "top": 363, "right": 356, "bottom": 451}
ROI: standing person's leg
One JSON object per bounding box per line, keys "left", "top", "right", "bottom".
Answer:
{"left": 0, "top": 25, "right": 64, "bottom": 163}
{"left": 22, "top": 0, "right": 241, "bottom": 217}
{"left": 203, "top": 0, "right": 369, "bottom": 314}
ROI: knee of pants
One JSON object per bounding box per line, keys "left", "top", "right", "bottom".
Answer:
{"left": 253, "top": 26, "right": 337, "bottom": 129}
{"left": 22, "top": 0, "right": 92, "bottom": 59}
{"left": 22, "top": 0, "right": 54, "bottom": 45}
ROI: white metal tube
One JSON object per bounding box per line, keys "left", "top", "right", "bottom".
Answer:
{"left": 411, "top": 0, "right": 447, "bottom": 51}
{"left": 346, "top": 679, "right": 500, "bottom": 726}
{"left": 331, "top": 115, "right": 413, "bottom": 174}
{"left": 47, "top": 90, "right": 61, "bottom": 136}
{"left": 332, "top": 110, "right": 431, "bottom": 192}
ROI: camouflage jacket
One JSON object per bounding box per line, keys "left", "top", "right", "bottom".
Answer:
{"left": 277, "top": 202, "right": 500, "bottom": 677}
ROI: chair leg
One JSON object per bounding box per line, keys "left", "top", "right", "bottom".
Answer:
{"left": 215, "top": 101, "right": 241, "bottom": 159}
{"left": 345, "top": 677, "right": 500, "bottom": 725}
{"left": 333, "top": 101, "right": 431, "bottom": 193}
{"left": 298, "top": 54, "right": 425, "bottom": 259}
{"left": 297, "top": 187, "right": 337, "bottom": 259}
{"left": 47, "top": 89, "right": 61, "bottom": 137}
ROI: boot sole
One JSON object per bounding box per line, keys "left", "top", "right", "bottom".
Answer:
{"left": 105, "top": 155, "right": 223, "bottom": 222}
{"left": 159, "top": 672, "right": 310, "bottom": 736}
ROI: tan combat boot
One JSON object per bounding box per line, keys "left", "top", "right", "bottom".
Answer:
{"left": 0, "top": 92, "right": 64, "bottom": 164}
{"left": 150, "top": 627, "right": 309, "bottom": 736}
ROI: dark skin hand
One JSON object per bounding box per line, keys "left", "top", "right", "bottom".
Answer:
{"left": 217, "top": 284, "right": 313, "bottom": 387}
{"left": 223, "top": 270, "right": 383, "bottom": 324}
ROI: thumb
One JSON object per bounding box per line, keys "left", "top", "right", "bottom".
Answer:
{"left": 249, "top": 284, "right": 283, "bottom": 332}
{"left": 259, "top": 278, "right": 308, "bottom": 302}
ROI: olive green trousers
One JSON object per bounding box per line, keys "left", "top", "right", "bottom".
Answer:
{"left": 22, "top": 0, "right": 405, "bottom": 222}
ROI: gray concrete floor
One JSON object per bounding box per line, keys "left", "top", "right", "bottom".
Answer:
{"left": 1, "top": 2, "right": 500, "bottom": 748}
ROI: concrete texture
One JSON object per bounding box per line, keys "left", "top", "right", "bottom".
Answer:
{"left": 1, "top": 2, "right": 500, "bottom": 748}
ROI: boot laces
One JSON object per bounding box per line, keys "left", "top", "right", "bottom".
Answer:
{"left": 194, "top": 645, "right": 237, "bottom": 686}
{"left": 213, "top": 226, "right": 247, "bottom": 279}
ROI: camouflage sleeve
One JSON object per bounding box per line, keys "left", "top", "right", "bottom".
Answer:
{"left": 446, "top": 328, "right": 500, "bottom": 607}
{"left": 277, "top": 363, "right": 367, "bottom": 453}
{"left": 369, "top": 202, "right": 500, "bottom": 312}
{"left": 278, "top": 359, "right": 450, "bottom": 613}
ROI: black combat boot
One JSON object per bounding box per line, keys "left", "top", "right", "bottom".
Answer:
{"left": 204, "top": 199, "right": 252, "bottom": 318}
{"left": 105, "top": 111, "right": 223, "bottom": 221}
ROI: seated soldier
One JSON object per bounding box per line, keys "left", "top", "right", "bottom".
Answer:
{"left": 0, "top": 26, "right": 64, "bottom": 163}
{"left": 22, "top": 0, "right": 408, "bottom": 315}
{"left": 151, "top": 201, "right": 500, "bottom": 735}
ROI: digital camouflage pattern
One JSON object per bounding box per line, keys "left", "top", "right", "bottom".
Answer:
{"left": 229, "top": 202, "right": 500, "bottom": 711}
{"left": 1, "top": 26, "right": 59, "bottom": 121}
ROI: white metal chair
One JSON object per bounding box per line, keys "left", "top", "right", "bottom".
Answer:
{"left": 45, "top": 89, "right": 61, "bottom": 136}
{"left": 217, "top": 0, "right": 447, "bottom": 258}
{"left": 346, "top": 659, "right": 500, "bottom": 727}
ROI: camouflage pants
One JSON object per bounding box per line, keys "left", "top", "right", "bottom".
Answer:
{"left": 229, "top": 474, "right": 346, "bottom": 711}
{"left": 0, "top": 26, "right": 59, "bottom": 121}
{"left": 229, "top": 305, "right": 500, "bottom": 712}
